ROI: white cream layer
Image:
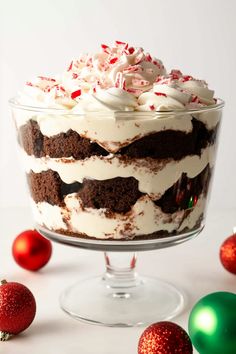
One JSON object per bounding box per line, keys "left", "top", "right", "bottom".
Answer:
{"left": 31, "top": 194, "right": 205, "bottom": 239}
{"left": 22, "top": 145, "right": 216, "bottom": 198}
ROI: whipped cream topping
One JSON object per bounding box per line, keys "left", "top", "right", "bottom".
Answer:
{"left": 137, "top": 70, "right": 215, "bottom": 111}
{"left": 17, "top": 42, "right": 216, "bottom": 112}
{"left": 72, "top": 87, "right": 138, "bottom": 112}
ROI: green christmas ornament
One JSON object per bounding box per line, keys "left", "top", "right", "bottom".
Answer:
{"left": 188, "top": 292, "right": 236, "bottom": 354}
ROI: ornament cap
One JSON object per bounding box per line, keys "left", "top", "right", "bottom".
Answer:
{"left": 0, "top": 280, "right": 7, "bottom": 286}
{"left": 0, "top": 331, "right": 12, "bottom": 341}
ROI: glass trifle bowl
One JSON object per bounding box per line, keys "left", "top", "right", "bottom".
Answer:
{"left": 10, "top": 99, "right": 224, "bottom": 326}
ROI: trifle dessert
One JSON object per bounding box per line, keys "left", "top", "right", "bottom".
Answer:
{"left": 11, "top": 41, "right": 223, "bottom": 241}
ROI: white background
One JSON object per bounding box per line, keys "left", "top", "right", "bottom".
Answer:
{"left": 0, "top": 2, "right": 236, "bottom": 354}
{"left": 0, "top": 0, "right": 236, "bottom": 209}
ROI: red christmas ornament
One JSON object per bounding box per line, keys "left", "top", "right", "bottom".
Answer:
{"left": 220, "top": 233, "right": 236, "bottom": 274}
{"left": 0, "top": 280, "right": 36, "bottom": 340}
{"left": 12, "top": 229, "right": 52, "bottom": 271}
{"left": 138, "top": 321, "right": 193, "bottom": 354}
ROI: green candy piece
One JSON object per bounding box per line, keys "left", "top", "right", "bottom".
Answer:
{"left": 188, "top": 292, "right": 236, "bottom": 354}
{"left": 188, "top": 196, "right": 194, "bottom": 209}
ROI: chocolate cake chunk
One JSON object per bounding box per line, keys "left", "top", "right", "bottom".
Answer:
{"left": 20, "top": 120, "right": 44, "bottom": 157}
{"left": 27, "top": 170, "right": 64, "bottom": 205}
{"left": 28, "top": 170, "right": 82, "bottom": 206}
{"left": 77, "top": 177, "right": 142, "bottom": 213}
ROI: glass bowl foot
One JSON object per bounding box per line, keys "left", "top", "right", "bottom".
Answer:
{"left": 60, "top": 275, "right": 184, "bottom": 327}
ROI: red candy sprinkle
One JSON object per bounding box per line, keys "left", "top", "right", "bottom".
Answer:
{"left": 123, "top": 82, "right": 126, "bottom": 90}
{"left": 128, "top": 47, "right": 135, "bottom": 54}
{"left": 127, "top": 88, "right": 142, "bottom": 96}
{"left": 182, "top": 75, "right": 192, "bottom": 82}
{"left": 71, "top": 89, "right": 81, "bottom": 99}
{"left": 38, "top": 76, "right": 56, "bottom": 82}
{"left": 153, "top": 60, "right": 160, "bottom": 67}
{"left": 149, "top": 104, "right": 155, "bottom": 110}
{"left": 72, "top": 73, "right": 78, "bottom": 79}
{"left": 192, "top": 95, "right": 200, "bottom": 103}
{"left": 123, "top": 65, "right": 142, "bottom": 73}
{"left": 115, "top": 40, "right": 126, "bottom": 45}
{"left": 101, "top": 44, "right": 110, "bottom": 54}
{"left": 154, "top": 92, "right": 167, "bottom": 97}
{"left": 26, "top": 81, "right": 33, "bottom": 86}
{"left": 109, "top": 57, "right": 118, "bottom": 64}
{"left": 146, "top": 53, "right": 152, "bottom": 62}
{"left": 58, "top": 86, "right": 65, "bottom": 92}
{"left": 44, "top": 86, "right": 51, "bottom": 93}
{"left": 193, "top": 195, "right": 198, "bottom": 206}
{"left": 67, "top": 61, "right": 73, "bottom": 71}
{"left": 115, "top": 72, "right": 122, "bottom": 88}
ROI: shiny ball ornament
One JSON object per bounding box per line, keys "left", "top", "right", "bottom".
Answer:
{"left": 0, "top": 280, "right": 36, "bottom": 340}
{"left": 188, "top": 292, "right": 236, "bottom": 354}
{"left": 220, "top": 233, "right": 236, "bottom": 274}
{"left": 138, "top": 321, "right": 193, "bottom": 354}
{"left": 12, "top": 229, "right": 52, "bottom": 271}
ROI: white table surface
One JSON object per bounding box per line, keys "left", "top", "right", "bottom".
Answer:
{"left": 0, "top": 206, "right": 235, "bottom": 354}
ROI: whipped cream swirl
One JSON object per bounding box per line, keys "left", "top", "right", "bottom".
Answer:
{"left": 137, "top": 70, "right": 215, "bottom": 111}
{"left": 17, "top": 42, "right": 216, "bottom": 112}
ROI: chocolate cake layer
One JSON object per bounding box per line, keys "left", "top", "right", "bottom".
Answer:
{"left": 28, "top": 166, "right": 210, "bottom": 214}
{"left": 20, "top": 118, "right": 218, "bottom": 160}
{"left": 20, "top": 120, "right": 108, "bottom": 159}
{"left": 119, "top": 118, "right": 217, "bottom": 159}
{"left": 28, "top": 171, "right": 142, "bottom": 212}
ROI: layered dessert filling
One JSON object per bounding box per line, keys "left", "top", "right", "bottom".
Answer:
{"left": 13, "top": 41, "right": 222, "bottom": 240}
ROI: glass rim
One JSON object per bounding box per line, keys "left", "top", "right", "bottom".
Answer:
{"left": 9, "top": 97, "right": 225, "bottom": 116}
